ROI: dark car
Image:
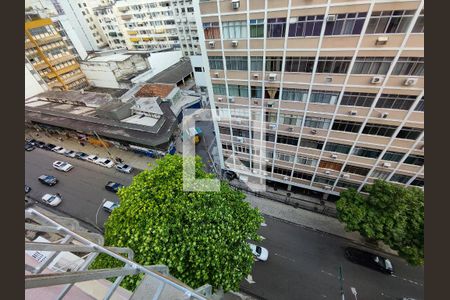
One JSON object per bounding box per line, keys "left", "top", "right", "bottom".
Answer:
{"left": 43, "top": 143, "right": 57, "bottom": 151}
{"left": 105, "top": 181, "right": 124, "bottom": 193}
{"left": 26, "top": 139, "right": 37, "bottom": 145}
{"left": 345, "top": 247, "right": 394, "bottom": 275}
{"left": 35, "top": 140, "right": 46, "bottom": 148}
{"left": 75, "top": 152, "right": 89, "bottom": 160}
{"left": 25, "top": 143, "right": 35, "bottom": 151}
{"left": 38, "top": 175, "right": 58, "bottom": 186}
{"left": 25, "top": 185, "right": 31, "bottom": 194}
{"left": 223, "top": 170, "right": 237, "bottom": 180}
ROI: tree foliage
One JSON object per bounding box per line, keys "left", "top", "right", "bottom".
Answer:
{"left": 91, "top": 155, "right": 263, "bottom": 292}
{"left": 336, "top": 180, "right": 424, "bottom": 266}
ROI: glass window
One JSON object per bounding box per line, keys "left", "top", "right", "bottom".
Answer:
{"left": 332, "top": 120, "right": 362, "bottom": 133}
{"left": 285, "top": 57, "right": 315, "bottom": 73}
{"left": 341, "top": 92, "right": 376, "bottom": 107}
{"left": 324, "top": 12, "right": 366, "bottom": 35}
{"left": 396, "top": 126, "right": 423, "bottom": 140}
{"left": 280, "top": 113, "right": 302, "bottom": 126}
{"left": 310, "top": 90, "right": 339, "bottom": 104}
{"left": 404, "top": 155, "right": 424, "bottom": 166}
{"left": 267, "top": 18, "right": 287, "bottom": 38}
{"left": 319, "top": 160, "right": 343, "bottom": 171}
{"left": 222, "top": 21, "right": 247, "bottom": 39}
{"left": 300, "top": 138, "right": 324, "bottom": 150}
{"left": 316, "top": 57, "right": 352, "bottom": 74}
{"left": 336, "top": 180, "right": 360, "bottom": 189}
{"left": 297, "top": 156, "right": 318, "bottom": 167}
{"left": 293, "top": 171, "right": 313, "bottom": 181}
{"left": 352, "top": 57, "right": 393, "bottom": 75}
{"left": 366, "top": 10, "right": 415, "bottom": 34}
{"left": 226, "top": 56, "right": 248, "bottom": 71}
{"left": 212, "top": 84, "right": 226, "bottom": 95}
{"left": 324, "top": 142, "right": 351, "bottom": 154}
{"left": 410, "top": 177, "right": 424, "bottom": 187}
{"left": 251, "top": 86, "right": 262, "bottom": 98}
{"left": 352, "top": 147, "right": 382, "bottom": 159}
{"left": 371, "top": 169, "right": 391, "bottom": 180}
{"left": 414, "top": 97, "right": 424, "bottom": 112}
{"left": 382, "top": 151, "right": 404, "bottom": 162}
{"left": 288, "top": 15, "right": 323, "bottom": 37}
{"left": 376, "top": 94, "right": 417, "bottom": 110}
{"left": 208, "top": 56, "right": 223, "bottom": 70}
{"left": 343, "top": 164, "right": 370, "bottom": 176}
{"left": 390, "top": 173, "right": 412, "bottom": 184}
{"left": 266, "top": 56, "right": 283, "bottom": 72}
{"left": 251, "top": 56, "right": 264, "bottom": 71}
{"left": 250, "top": 19, "right": 264, "bottom": 38}
{"left": 392, "top": 57, "right": 424, "bottom": 76}
{"left": 228, "top": 84, "right": 248, "bottom": 97}
{"left": 281, "top": 88, "right": 308, "bottom": 102}
{"left": 412, "top": 9, "right": 424, "bottom": 33}
{"left": 362, "top": 123, "right": 397, "bottom": 137}
{"left": 277, "top": 134, "right": 299, "bottom": 145}
{"left": 314, "top": 176, "right": 336, "bottom": 186}
{"left": 304, "top": 117, "right": 332, "bottom": 129}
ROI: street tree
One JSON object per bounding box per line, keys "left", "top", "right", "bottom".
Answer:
{"left": 336, "top": 179, "right": 424, "bottom": 266}
{"left": 91, "top": 154, "right": 263, "bottom": 292}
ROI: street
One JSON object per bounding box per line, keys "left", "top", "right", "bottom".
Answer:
{"left": 25, "top": 148, "right": 424, "bottom": 300}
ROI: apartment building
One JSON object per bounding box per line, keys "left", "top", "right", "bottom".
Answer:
{"left": 93, "top": 3, "right": 127, "bottom": 49}
{"left": 25, "top": 18, "right": 89, "bottom": 91}
{"left": 196, "top": 0, "right": 424, "bottom": 198}
{"left": 172, "top": 0, "right": 201, "bottom": 55}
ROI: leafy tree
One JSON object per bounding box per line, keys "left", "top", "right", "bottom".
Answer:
{"left": 336, "top": 179, "right": 424, "bottom": 266}
{"left": 91, "top": 155, "right": 263, "bottom": 292}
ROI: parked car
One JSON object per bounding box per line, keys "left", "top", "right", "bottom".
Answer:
{"left": 38, "top": 175, "right": 58, "bottom": 186}
{"left": 35, "top": 140, "right": 46, "bottom": 148}
{"left": 97, "top": 158, "right": 115, "bottom": 168}
{"left": 25, "top": 185, "right": 31, "bottom": 194}
{"left": 115, "top": 163, "right": 133, "bottom": 174}
{"left": 344, "top": 247, "right": 394, "bottom": 275}
{"left": 25, "top": 143, "right": 35, "bottom": 151}
{"left": 26, "top": 139, "right": 37, "bottom": 145}
{"left": 248, "top": 243, "right": 269, "bottom": 261}
{"left": 53, "top": 161, "right": 74, "bottom": 172}
{"left": 75, "top": 152, "right": 89, "bottom": 160}
{"left": 52, "top": 146, "right": 66, "bottom": 154}
{"left": 43, "top": 143, "right": 56, "bottom": 151}
{"left": 105, "top": 181, "right": 124, "bottom": 193}
{"left": 103, "top": 200, "right": 120, "bottom": 213}
{"left": 223, "top": 170, "right": 237, "bottom": 180}
{"left": 41, "top": 193, "right": 62, "bottom": 206}
{"left": 64, "top": 150, "right": 76, "bottom": 158}
{"left": 86, "top": 155, "right": 100, "bottom": 164}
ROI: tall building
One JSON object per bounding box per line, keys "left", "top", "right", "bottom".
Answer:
{"left": 196, "top": 0, "right": 424, "bottom": 199}
{"left": 25, "top": 18, "right": 89, "bottom": 91}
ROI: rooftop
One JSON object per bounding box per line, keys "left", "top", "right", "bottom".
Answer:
{"left": 132, "top": 97, "right": 164, "bottom": 115}
{"left": 146, "top": 58, "right": 192, "bottom": 85}
{"left": 86, "top": 53, "right": 132, "bottom": 63}
{"left": 36, "top": 90, "right": 113, "bottom": 108}
{"left": 135, "top": 83, "right": 176, "bottom": 98}
{"left": 84, "top": 86, "right": 128, "bottom": 98}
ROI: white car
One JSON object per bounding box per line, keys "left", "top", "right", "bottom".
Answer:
{"left": 115, "top": 163, "right": 133, "bottom": 174}
{"left": 103, "top": 200, "right": 119, "bottom": 213}
{"left": 52, "top": 146, "right": 66, "bottom": 154}
{"left": 249, "top": 243, "right": 269, "bottom": 261}
{"left": 86, "top": 155, "right": 100, "bottom": 164}
{"left": 64, "top": 150, "right": 76, "bottom": 158}
{"left": 97, "top": 158, "right": 115, "bottom": 168}
{"left": 53, "top": 161, "right": 73, "bottom": 172}
{"left": 41, "top": 194, "right": 62, "bottom": 206}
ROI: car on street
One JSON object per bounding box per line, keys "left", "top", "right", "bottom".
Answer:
{"left": 249, "top": 243, "right": 269, "bottom": 261}
{"left": 25, "top": 143, "right": 35, "bottom": 151}
{"left": 75, "top": 152, "right": 89, "bottom": 160}
{"left": 53, "top": 161, "right": 74, "bottom": 172}
{"left": 97, "top": 158, "right": 115, "bottom": 168}
{"left": 26, "top": 139, "right": 37, "bottom": 145}
{"left": 103, "top": 200, "right": 120, "bottom": 213}
{"left": 38, "top": 175, "right": 58, "bottom": 186}
{"left": 52, "top": 146, "right": 66, "bottom": 154}
{"left": 41, "top": 193, "right": 62, "bottom": 206}
{"left": 105, "top": 181, "right": 124, "bottom": 193}
{"left": 223, "top": 170, "right": 237, "bottom": 180}
{"left": 344, "top": 247, "right": 394, "bottom": 275}
{"left": 87, "top": 155, "right": 100, "bottom": 164}
{"left": 64, "top": 150, "right": 76, "bottom": 158}
{"left": 25, "top": 185, "right": 31, "bottom": 194}
{"left": 34, "top": 140, "right": 46, "bottom": 148}
{"left": 115, "top": 163, "right": 133, "bottom": 174}
{"left": 43, "top": 143, "right": 56, "bottom": 151}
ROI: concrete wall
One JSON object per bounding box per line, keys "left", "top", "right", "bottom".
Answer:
{"left": 54, "top": 15, "right": 89, "bottom": 60}
{"left": 131, "top": 50, "right": 183, "bottom": 84}
{"left": 25, "top": 64, "right": 46, "bottom": 99}
{"left": 190, "top": 55, "right": 208, "bottom": 87}
{"left": 80, "top": 63, "right": 120, "bottom": 89}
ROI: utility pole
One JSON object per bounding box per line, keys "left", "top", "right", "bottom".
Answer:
{"left": 339, "top": 265, "right": 345, "bottom": 300}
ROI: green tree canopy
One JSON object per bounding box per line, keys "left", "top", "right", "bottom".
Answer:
{"left": 336, "top": 179, "right": 424, "bottom": 265}
{"left": 91, "top": 155, "right": 263, "bottom": 292}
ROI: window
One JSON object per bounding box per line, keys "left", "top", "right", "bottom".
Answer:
{"left": 304, "top": 117, "right": 332, "bottom": 129}
{"left": 382, "top": 151, "right": 404, "bottom": 162}
{"left": 324, "top": 12, "right": 366, "bottom": 35}
{"left": 251, "top": 86, "right": 262, "bottom": 98}
{"left": 194, "top": 67, "right": 204, "bottom": 72}
{"left": 319, "top": 160, "right": 343, "bottom": 171}
{"left": 297, "top": 156, "right": 318, "bottom": 167}
{"left": 396, "top": 126, "right": 423, "bottom": 140}
{"left": 219, "top": 126, "right": 231, "bottom": 135}
{"left": 341, "top": 92, "right": 376, "bottom": 107}
{"left": 288, "top": 15, "right": 323, "bottom": 37}
{"left": 362, "top": 123, "right": 397, "bottom": 137}
{"left": 280, "top": 113, "right": 302, "bottom": 126}
{"left": 281, "top": 88, "right": 308, "bottom": 102}
{"left": 265, "top": 133, "right": 275, "bottom": 142}
{"left": 332, "top": 120, "right": 362, "bottom": 133}
{"left": 267, "top": 18, "right": 287, "bottom": 38}
{"left": 404, "top": 155, "right": 424, "bottom": 166}
{"left": 250, "top": 19, "right": 264, "bottom": 38}
{"left": 232, "top": 128, "right": 250, "bottom": 138}
{"left": 351, "top": 57, "right": 393, "bottom": 74}
{"left": 352, "top": 147, "right": 382, "bottom": 159}
{"left": 250, "top": 56, "right": 264, "bottom": 71}
{"left": 410, "top": 177, "right": 424, "bottom": 187}
{"left": 300, "top": 138, "right": 324, "bottom": 150}
{"left": 226, "top": 56, "right": 248, "bottom": 71}
{"left": 324, "top": 142, "right": 351, "bottom": 154}
{"left": 392, "top": 57, "right": 424, "bottom": 76}
{"left": 276, "top": 152, "right": 294, "bottom": 162}
{"left": 265, "top": 56, "right": 283, "bottom": 72}
{"left": 390, "top": 173, "right": 412, "bottom": 184}
{"left": 222, "top": 21, "right": 247, "bottom": 39}
{"left": 414, "top": 97, "right": 424, "bottom": 112}
{"left": 366, "top": 10, "right": 415, "bottom": 34}
{"left": 265, "top": 112, "right": 277, "bottom": 123}
{"left": 314, "top": 176, "right": 336, "bottom": 186}
{"left": 412, "top": 9, "right": 424, "bottom": 33}
{"left": 228, "top": 84, "right": 248, "bottom": 97}
{"left": 208, "top": 56, "right": 223, "bottom": 70}
{"left": 203, "top": 22, "right": 220, "bottom": 39}
{"left": 273, "top": 167, "right": 292, "bottom": 176}
{"left": 371, "top": 169, "right": 391, "bottom": 180}
{"left": 376, "top": 94, "right": 417, "bottom": 110}
{"left": 343, "top": 165, "right": 370, "bottom": 176}
{"left": 316, "top": 57, "right": 352, "bottom": 74}
{"left": 336, "top": 180, "right": 360, "bottom": 189}
{"left": 265, "top": 87, "right": 279, "bottom": 99}
{"left": 277, "top": 134, "right": 299, "bottom": 146}
{"left": 284, "top": 57, "right": 314, "bottom": 73}
{"left": 212, "top": 84, "right": 226, "bottom": 95}
{"left": 310, "top": 90, "right": 339, "bottom": 104}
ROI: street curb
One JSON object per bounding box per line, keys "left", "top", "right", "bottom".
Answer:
{"left": 238, "top": 287, "right": 268, "bottom": 300}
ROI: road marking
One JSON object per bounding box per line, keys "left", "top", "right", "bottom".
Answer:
{"left": 391, "top": 274, "right": 424, "bottom": 287}
{"left": 261, "top": 222, "right": 267, "bottom": 227}
{"left": 321, "top": 294, "right": 327, "bottom": 298}
{"left": 274, "top": 252, "right": 296, "bottom": 262}
{"left": 260, "top": 235, "right": 266, "bottom": 240}
{"left": 320, "top": 270, "right": 336, "bottom": 278}
{"left": 245, "top": 275, "right": 256, "bottom": 284}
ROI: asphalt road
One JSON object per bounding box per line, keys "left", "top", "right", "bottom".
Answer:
{"left": 242, "top": 216, "right": 424, "bottom": 300}
{"left": 25, "top": 148, "right": 135, "bottom": 230}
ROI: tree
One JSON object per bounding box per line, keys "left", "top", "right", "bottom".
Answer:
{"left": 336, "top": 180, "right": 424, "bottom": 266}
{"left": 91, "top": 155, "right": 263, "bottom": 292}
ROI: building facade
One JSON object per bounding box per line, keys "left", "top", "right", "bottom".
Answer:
{"left": 25, "top": 18, "right": 89, "bottom": 91}
{"left": 196, "top": 0, "right": 424, "bottom": 197}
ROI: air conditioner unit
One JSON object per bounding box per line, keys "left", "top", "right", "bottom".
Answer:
{"left": 267, "top": 102, "right": 274, "bottom": 108}
{"left": 342, "top": 173, "right": 350, "bottom": 179}
{"left": 231, "top": 40, "right": 238, "bottom": 47}
{"left": 288, "top": 127, "right": 293, "bottom": 132}
{"left": 229, "top": 97, "right": 235, "bottom": 103}
{"left": 324, "top": 185, "right": 332, "bottom": 190}
{"left": 371, "top": 76, "right": 384, "bottom": 84}
{"left": 269, "top": 124, "right": 276, "bottom": 129}
{"left": 327, "top": 15, "right": 336, "bottom": 22}
{"left": 404, "top": 78, "right": 418, "bottom": 86}
{"left": 311, "top": 129, "right": 317, "bottom": 134}
{"left": 325, "top": 77, "right": 333, "bottom": 83}
{"left": 263, "top": 171, "right": 268, "bottom": 176}
{"left": 325, "top": 170, "right": 331, "bottom": 175}
{"left": 214, "top": 72, "right": 219, "bottom": 78}
{"left": 349, "top": 110, "right": 357, "bottom": 116}
{"left": 283, "top": 176, "right": 289, "bottom": 181}
{"left": 380, "top": 112, "right": 389, "bottom": 119}
{"left": 331, "top": 154, "right": 338, "bottom": 159}
{"left": 253, "top": 73, "right": 259, "bottom": 79}
{"left": 382, "top": 162, "right": 391, "bottom": 168}
{"left": 235, "top": 137, "right": 244, "bottom": 143}
{"left": 217, "top": 97, "right": 223, "bottom": 102}
{"left": 208, "top": 41, "right": 215, "bottom": 48}
{"left": 252, "top": 170, "right": 258, "bottom": 174}
{"left": 253, "top": 100, "right": 259, "bottom": 104}
{"left": 375, "top": 36, "right": 389, "bottom": 45}
{"left": 268, "top": 73, "right": 277, "bottom": 81}
{"left": 231, "top": 0, "right": 240, "bottom": 10}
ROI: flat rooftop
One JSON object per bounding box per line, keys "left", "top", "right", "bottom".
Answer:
{"left": 135, "top": 83, "right": 176, "bottom": 98}
{"left": 146, "top": 58, "right": 192, "bottom": 84}
{"left": 36, "top": 90, "right": 113, "bottom": 108}
{"left": 87, "top": 53, "right": 132, "bottom": 62}
{"left": 84, "top": 86, "right": 128, "bottom": 98}
{"left": 132, "top": 97, "right": 164, "bottom": 115}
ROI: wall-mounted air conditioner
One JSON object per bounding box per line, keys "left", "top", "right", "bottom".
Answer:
{"left": 311, "top": 129, "right": 317, "bottom": 134}
{"left": 214, "top": 72, "right": 219, "bottom": 78}
{"left": 253, "top": 100, "right": 259, "bottom": 104}
{"left": 217, "top": 97, "right": 223, "bottom": 102}
{"left": 382, "top": 162, "right": 391, "bottom": 168}
{"left": 267, "top": 102, "right": 274, "bottom": 108}
{"left": 231, "top": 0, "right": 240, "bottom": 10}
{"left": 231, "top": 40, "right": 238, "bottom": 47}
{"left": 324, "top": 185, "right": 332, "bottom": 190}
{"left": 371, "top": 76, "right": 384, "bottom": 84}
{"left": 325, "top": 170, "right": 331, "bottom": 175}
{"left": 342, "top": 173, "right": 350, "bottom": 179}
{"left": 283, "top": 176, "right": 289, "bottom": 181}
{"left": 269, "top": 124, "right": 276, "bottom": 129}
{"left": 229, "top": 97, "right": 235, "bottom": 103}
{"left": 253, "top": 73, "right": 259, "bottom": 79}
{"left": 268, "top": 73, "right": 277, "bottom": 81}
{"left": 404, "top": 78, "right": 418, "bottom": 86}
{"left": 349, "top": 110, "right": 357, "bottom": 116}
{"left": 380, "top": 112, "right": 389, "bottom": 119}
{"left": 235, "top": 136, "right": 244, "bottom": 143}
{"left": 375, "top": 36, "right": 388, "bottom": 45}
{"left": 325, "top": 77, "right": 333, "bottom": 83}
{"left": 208, "top": 41, "right": 215, "bottom": 48}
{"left": 331, "top": 154, "right": 338, "bottom": 159}
{"left": 288, "top": 127, "right": 293, "bottom": 132}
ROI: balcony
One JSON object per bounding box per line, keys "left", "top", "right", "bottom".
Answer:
{"left": 46, "top": 64, "right": 80, "bottom": 79}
